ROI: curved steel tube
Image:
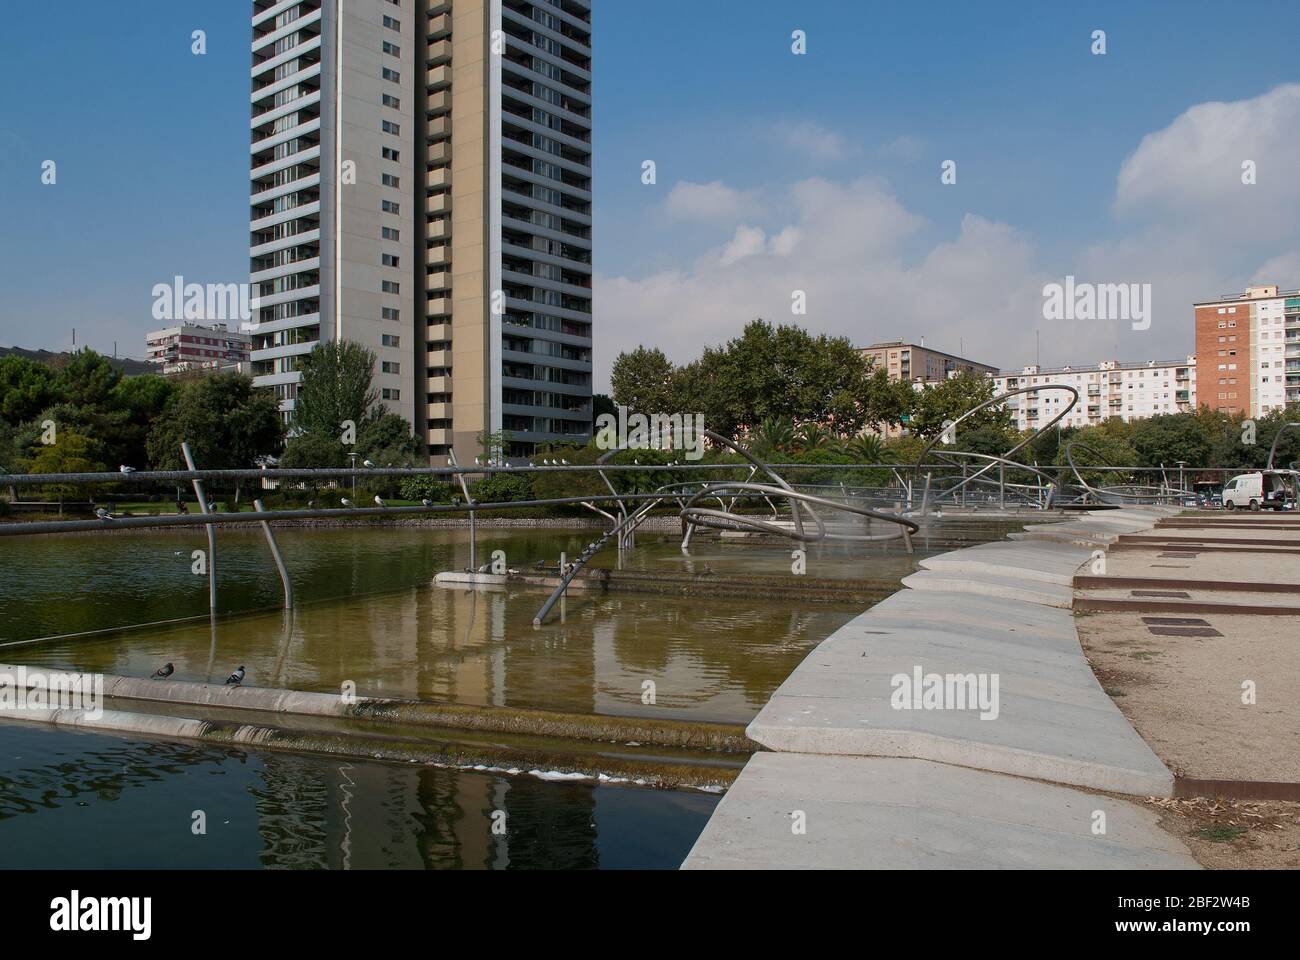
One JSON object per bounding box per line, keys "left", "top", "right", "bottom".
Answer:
{"left": 911, "top": 384, "right": 1080, "bottom": 513}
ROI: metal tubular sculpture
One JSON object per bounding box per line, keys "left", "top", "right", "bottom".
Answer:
{"left": 1063, "top": 438, "right": 1192, "bottom": 505}
{"left": 910, "top": 384, "right": 1080, "bottom": 513}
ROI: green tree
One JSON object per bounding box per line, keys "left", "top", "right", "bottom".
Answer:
{"left": 52, "top": 349, "right": 120, "bottom": 409}
{"left": 146, "top": 373, "right": 282, "bottom": 500}
{"left": 1129, "top": 413, "right": 1213, "bottom": 469}
{"left": 909, "top": 374, "right": 1010, "bottom": 441}
{"left": 292, "top": 340, "right": 381, "bottom": 439}
{"left": 0, "top": 356, "right": 58, "bottom": 425}
{"left": 22, "top": 430, "right": 106, "bottom": 509}
{"left": 860, "top": 368, "right": 915, "bottom": 435}
{"left": 609, "top": 347, "right": 675, "bottom": 414}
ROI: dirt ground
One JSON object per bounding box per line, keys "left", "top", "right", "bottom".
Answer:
{"left": 1142, "top": 796, "right": 1300, "bottom": 870}
{"left": 1078, "top": 610, "right": 1300, "bottom": 868}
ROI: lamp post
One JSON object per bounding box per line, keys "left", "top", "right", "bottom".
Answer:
{"left": 348, "top": 451, "right": 358, "bottom": 498}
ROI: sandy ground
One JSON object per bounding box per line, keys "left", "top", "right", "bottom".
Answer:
{"left": 1078, "top": 611, "right": 1299, "bottom": 783}
{"left": 1079, "top": 608, "right": 1300, "bottom": 868}
{"left": 1100, "top": 548, "right": 1300, "bottom": 583}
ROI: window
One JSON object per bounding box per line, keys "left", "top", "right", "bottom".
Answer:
{"left": 382, "top": 361, "right": 400, "bottom": 374}
{"left": 382, "top": 226, "right": 400, "bottom": 241}
{"left": 382, "top": 147, "right": 400, "bottom": 161}
{"left": 382, "top": 119, "right": 400, "bottom": 134}
{"left": 382, "top": 281, "right": 400, "bottom": 293}
{"left": 382, "top": 15, "right": 400, "bottom": 30}
{"left": 382, "top": 307, "right": 400, "bottom": 320}
{"left": 382, "top": 254, "right": 400, "bottom": 267}
{"left": 382, "top": 388, "right": 401, "bottom": 401}
{"left": 382, "top": 69, "right": 400, "bottom": 84}
{"left": 382, "top": 173, "right": 400, "bottom": 187}
{"left": 382, "top": 94, "right": 400, "bottom": 109}
{"left": 382, "top": 200, "right": 400, "bottom": 213}
{"left": 383, "top": 41, "right": 401, "bottom": 56}
{"left": 382, "top": 334, "right": 401, "bottom": 347}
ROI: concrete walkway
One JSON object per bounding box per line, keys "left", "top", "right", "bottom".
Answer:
{"left": 685, "top": 508, "right": 1197, "bottom": 870}
{"left": 684, "top": 754, "right": 1197, "bottom": 870}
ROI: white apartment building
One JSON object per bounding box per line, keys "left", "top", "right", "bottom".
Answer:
{"left": 248, "top": 0, "right": 593, "bottom": 460}
{"left": 992, "top": 358, "right": 1197, "bottom": 431}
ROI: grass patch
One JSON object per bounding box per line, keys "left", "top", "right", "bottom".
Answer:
{"left": 1192, "top": 825, "right": 1248, "bottom": 844}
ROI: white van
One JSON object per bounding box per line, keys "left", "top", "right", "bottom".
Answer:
{"left": 1221, "top": 472, "right": 1288, "bottom": 511}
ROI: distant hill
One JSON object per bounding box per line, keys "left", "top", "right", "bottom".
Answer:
{"left": 0, "top": 345, "right": 154, "bottom": 377}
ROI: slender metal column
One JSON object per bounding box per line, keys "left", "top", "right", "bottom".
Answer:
{"left": 180, "top": 442, "right": 217, "bottom": 613}
{"left": 254, "top": 499, "right": 294, "bottom": 609}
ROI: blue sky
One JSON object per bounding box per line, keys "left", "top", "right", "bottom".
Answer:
{"left": 2, "top": 1, "right": 1299, "bottom": 383}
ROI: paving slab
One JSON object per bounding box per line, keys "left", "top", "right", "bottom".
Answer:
{"left": 919, "top": 540, "right": 1090, "bottom": 586}
{"left": 902, "top": 568, "right": 1074, "bottom": 607}
{"left": 747, "top": 587, "right": 1175, "bottom": 796}
{"left": 682, "top": 753, "right": 1198, "bottom": 870}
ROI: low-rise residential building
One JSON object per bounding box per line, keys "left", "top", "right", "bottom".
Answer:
{"left": 146, "top": 322, "right": 252, "bottom": 376}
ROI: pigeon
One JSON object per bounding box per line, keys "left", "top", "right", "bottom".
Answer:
{"left": 363, "top": 459, "right": 376, "bottom": 468}
{"left": 152, "top": 663, "right": 175, "bottom": 679}
{"left": 374, "top": 495, "right": 386, "bottom": 508}
{"left": 421, "top": 499, "right": 432, "bottom": 508}
{"left": 341, "top": 497, "right": 354, "bottom": 508}
{"left": 119, "top": 465, "right": 136, "bottom": 475}
{"left": 225, "top": 666, "right": 245, "bottom": 686}
{"left": 94, "top": 507, "right": 114, "bottom": 521}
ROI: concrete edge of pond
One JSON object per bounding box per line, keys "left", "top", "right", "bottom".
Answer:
{"left": 0, "top": 665, "right": 758, "bottom": 754}
{"left": 0, "top": 706, "right": 739, "bottom": 793}
{"left": 685, "top": 507, "right": 1195, "bottom": 869}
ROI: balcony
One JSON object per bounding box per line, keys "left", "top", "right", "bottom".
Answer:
{"left": 427, "top": 65, "right": 451, "bottom": 90}
{"left": 427, "top": 193, "right": 451, "bottom": 215}
{"left": 427, "top": 402, "right": 452, "bottom": 420}
{"left": 428, "top": 348, "right": 452, "bottom": 368}
{"left": 427, "top": 167, "right": 451, "bottom": 190}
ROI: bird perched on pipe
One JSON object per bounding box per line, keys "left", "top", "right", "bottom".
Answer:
{"left": 374, "top": 495, "right": 386, "bottom": 508}
{"left": 341, "top": 497, "right": 353, "bottom": 508}
{"left": 152, "top": 663, "right": 174, "bottom": 679}
{"left": 225, "top": 666, "right": 245, "bottom": 686}
{"left": 95, "top": 507, "right": 114, "bottom": 521}
{"left": 119, "top": 465, "right": 136, "bottom": 475}
{"left": 363, "top": 459, "right": 376, "bottom": 468}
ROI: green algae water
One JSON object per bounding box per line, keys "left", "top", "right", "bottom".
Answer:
{"left": 0, "top": 519, "right": 1015, "bottom": 868}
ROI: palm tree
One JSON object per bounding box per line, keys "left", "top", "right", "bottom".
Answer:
{"left": 750, "top": 416, "right": 794, "bottom": 456}
{"left": 844, "top": 432, "right": 885, "bottom": 464}
{"left": 794, "top": 422, "right": 832, "bottom": 453}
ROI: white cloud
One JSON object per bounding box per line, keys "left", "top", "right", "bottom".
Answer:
{"left": 663, "top": 180, "right": 759, "bottom": 222}
{"left": 595, "top": 178, "right": 1047, "bottom": 388}
{"left": 596, "top": 85, "right": 1300, "bottom": 393}
{"left": 1116, "top": 83, "right": 1300, "bottom": 241}
{"left": 770, "top": 120, "right": 851, "bottom": 163}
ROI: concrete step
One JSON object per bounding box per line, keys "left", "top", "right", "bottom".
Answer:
{"left": 746, "top": 588, "right": 1175, "bottom": 796}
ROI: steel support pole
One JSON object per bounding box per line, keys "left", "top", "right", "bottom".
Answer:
{"left": 181, "top": 442, "right": 217, "bottom": 613}
{"left": 254, "top": 499, "right": 294, "bottom": 609}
